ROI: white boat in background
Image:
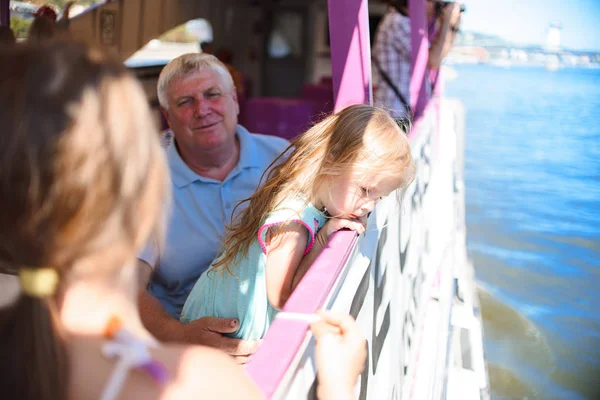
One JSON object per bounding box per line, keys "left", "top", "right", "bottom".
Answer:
{"left": 545, "top": 54, "right": 561, "bottom": 71}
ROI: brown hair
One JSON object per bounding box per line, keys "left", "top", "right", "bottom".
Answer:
{"left": 212, "top": 104, "right": 415, "bottom": 275}
{"left": 0, "top": 42, "right": 169, "bottom": 399}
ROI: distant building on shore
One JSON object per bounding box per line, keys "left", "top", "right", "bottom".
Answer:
{"left": 446, "top": 27, "right": 600, "bottom": 68}
{"left": 545, "top": 21, "right": 562, "bottom": 52}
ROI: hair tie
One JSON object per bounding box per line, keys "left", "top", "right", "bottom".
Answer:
{"left": 19, "top": 267, "right": 59, "bottom": 298}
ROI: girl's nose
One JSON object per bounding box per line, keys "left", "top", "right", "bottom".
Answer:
{"left": 361, "top": 199, "right": 376, "bottom": 213}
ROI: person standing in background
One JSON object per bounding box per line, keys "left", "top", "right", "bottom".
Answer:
{"left": 27, "top": 2, "right": 75, "bottom": 43}
{"left": 372, "top": 0, "right": 461, "bottom": 118}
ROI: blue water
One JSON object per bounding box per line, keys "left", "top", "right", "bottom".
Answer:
{"left": 446, "top": 65, "right": 600, "bottom": 400}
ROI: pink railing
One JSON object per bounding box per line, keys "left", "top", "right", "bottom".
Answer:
{"left": 245, "top": 0, "right": 440, "bottom": 397}
{"left": 246, "top": 230, "right": 358, "bottom": 398}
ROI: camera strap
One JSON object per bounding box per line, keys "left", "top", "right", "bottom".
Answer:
{"left": 372, "top": 56, "right": 412, "bottom": 117}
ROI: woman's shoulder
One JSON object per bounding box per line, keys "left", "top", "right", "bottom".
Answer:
{"left": 68, "top": 335, "right": 263, "bottom": 400}
{"left": 149, "top": 344, "right": 263, "bottom": 399}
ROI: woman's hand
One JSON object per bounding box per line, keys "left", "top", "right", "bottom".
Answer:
{"left": 310, "top": 311, "right": 367, "bottom": 400}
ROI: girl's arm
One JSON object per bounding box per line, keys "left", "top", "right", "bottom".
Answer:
{"left": 265, "top": 223, "right": 309, "bottom": 309}
{"left": 265, "top": 218, "right": 366, "bottom": 309}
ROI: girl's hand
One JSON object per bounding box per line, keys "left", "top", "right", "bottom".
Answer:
{"left": 317, "top": 216, "right": 367, "bottom": 246}
{"left": 310, "top": 311, "right": 367, "bottom": 400}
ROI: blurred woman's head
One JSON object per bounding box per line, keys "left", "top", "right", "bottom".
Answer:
{"left": 0, "top": 41, "right": 169, "bottom": 399}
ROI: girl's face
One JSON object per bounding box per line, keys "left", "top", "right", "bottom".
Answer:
{"left": 319, "top": 171, "right": 400, "bottom": 219}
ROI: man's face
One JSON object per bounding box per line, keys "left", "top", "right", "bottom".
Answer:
{"left": 162, "top": 69, "right": 239, "bottom": 151}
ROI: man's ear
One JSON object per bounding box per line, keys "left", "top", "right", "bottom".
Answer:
{"left": 160, "top": 106, "right": 170, "bottom": 127}
{"left": 232, "top": 90, "right": 240, "bottom": 116}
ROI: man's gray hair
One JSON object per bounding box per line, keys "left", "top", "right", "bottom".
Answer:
{"left": 157, "top": 53, "right": 235, "bottom": 109}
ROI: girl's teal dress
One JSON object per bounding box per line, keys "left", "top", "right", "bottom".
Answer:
{"left": 180, "top": 197, "right": 327, "bottom": 340}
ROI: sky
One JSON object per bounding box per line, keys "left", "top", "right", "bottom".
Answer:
{"left": 458, "top": 0, "right": 600, "bottom": 52}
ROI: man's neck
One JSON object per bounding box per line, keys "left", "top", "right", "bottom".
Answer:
{"left": 176, "top": 137, "right": 241, "bottom": 182}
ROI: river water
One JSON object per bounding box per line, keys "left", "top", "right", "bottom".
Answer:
{"left": 446, "top": 64, "right": 600, "bottom": 400}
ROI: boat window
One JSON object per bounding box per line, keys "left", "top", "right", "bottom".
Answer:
{"left": 125, "top": 18, "right": 213, "bottom": 68}
{"left": 9, "top": 0, "right": 102, "bottom": 41}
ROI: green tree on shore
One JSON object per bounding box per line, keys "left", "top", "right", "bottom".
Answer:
{"left": 10, "top": 16, "right": 31, "bottom": 39}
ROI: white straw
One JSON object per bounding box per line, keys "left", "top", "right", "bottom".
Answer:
{"left": 100, "top": 356, "right": 132, "bottom": 400}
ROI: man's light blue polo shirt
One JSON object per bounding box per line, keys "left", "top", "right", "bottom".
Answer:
{"left": 140, "top": 125, "right": 289, "bottom": 319}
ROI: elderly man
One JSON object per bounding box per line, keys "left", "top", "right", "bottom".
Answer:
{"left": 138, "top": 54, "right": 289, "bottom": 362}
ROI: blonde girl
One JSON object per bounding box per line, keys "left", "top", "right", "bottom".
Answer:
{"left": 181, "top": 104, "right": 416, "bottom": 340}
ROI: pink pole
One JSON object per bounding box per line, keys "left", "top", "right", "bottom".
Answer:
{"left": 327, "top": 0, "right": 372, "bottom": 111}
{"left": 409, "top": 0, "right": 429, "bottom": 117}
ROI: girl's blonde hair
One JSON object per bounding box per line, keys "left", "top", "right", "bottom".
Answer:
{"left": 0, "top": 42, "right": 169, "bottom": 400}
{"left": 212, "top": 104, "right": 415, "bottom": 275}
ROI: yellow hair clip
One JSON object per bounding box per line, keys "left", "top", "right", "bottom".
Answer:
{"left": 19, "top": 267, "right": 59, "bottom": 298}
